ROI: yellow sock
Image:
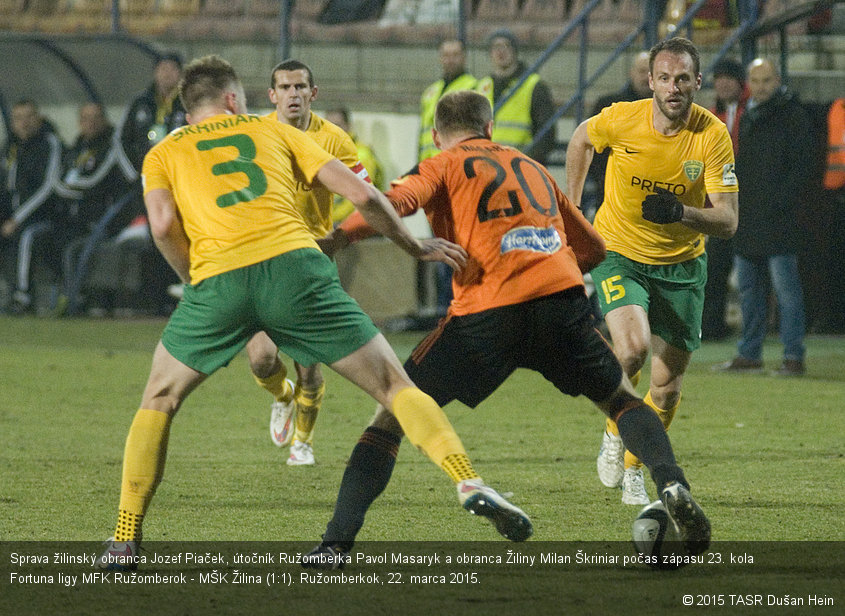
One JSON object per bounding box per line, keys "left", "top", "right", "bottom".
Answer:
{"left": 293, "top": 382, "right": 324, "bottom": 444}
{"left": 115, "top": 509, "right": 143, "bottom": 543}
{"left": 624, "top": 390, "right": 680, "bottom": 470}
{"left": 605, "top": 370, "right": 641, "bottom": 437}
{"left": 644, "top": 389, "right": 680, "bottom": 429}
{"left": 390, "top": 387, "right": 479, "bottom": 482}
{"left": 624, "top": 449, "right": 644, "bottom": 470}
{"left": 115, "top": 408, "right": 171, "bottom": 541}
{"left": 441, "top": 453, "right": 480, "bottom": 482}
{"left": 253, "top": 361, "right": 293, "bottom": 403}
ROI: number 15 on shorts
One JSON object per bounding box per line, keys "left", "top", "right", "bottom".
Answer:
{"left": 601, "top": 275, "right": 626, "bottom": 304}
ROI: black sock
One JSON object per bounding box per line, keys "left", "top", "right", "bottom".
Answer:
{"left": 615, "top": 405, "right": 689, "bottom": 492}
{"left": 323, "top": 426, "right": 402, "bottom": 549}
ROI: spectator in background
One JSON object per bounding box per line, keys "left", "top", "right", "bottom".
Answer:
{"left": 823, "top": 98, "right": 845, "bottom": 189}
{"left": 584, "top": 50, "right": 652, "bottom": 220}
{"left": 325, "top": 107, "right": 385, "bottom": 223}
{"left": 54, "top": 102, "right": 133, "bottom": 316}
{"left": 117, "top": 52, "right": 186, "bottom": 178}
{"left": 701, "top": 58, "right": 748, "bottom": 341}
{"left": 710, "top": 58, "right": 747, "bottom": 147}
{"left": 477, "top": 28, "right": 556, "bottom": 165}
{"left": 114, "top": 52, "right": 187, "bottom": 316}
{"left": 418, "top": 39, "right": 478, "bottom": 162}
{"left": 0, "top": 99, "right": 66, "bottom": 314}
{"left": 715, "top": 58, "right": 811, "bottom": 376}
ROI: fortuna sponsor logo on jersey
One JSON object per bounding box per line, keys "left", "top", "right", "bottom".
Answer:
{"left": 500, "top": 226, "right": 562, "bottom": 255}
{"left": 721, "top": 163, "right": 737, "bottom": 186}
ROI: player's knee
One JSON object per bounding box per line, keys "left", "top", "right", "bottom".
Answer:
{"left": 296, "top": 364, "right": 324, "bottom": 389}
{"left": 140, "top": 389, "right": 183, "bottom": 417}
{"left": 249, "top": 355, "right": 280, "bottom": 379}
{"left": 596, "top": 387, "right": 641, "bottom": 421}
{"left": 246, "top": 333, "right": 280, "bottom": 378}
{"left": 618, "top": 346, "right": 648, "bottom": 376}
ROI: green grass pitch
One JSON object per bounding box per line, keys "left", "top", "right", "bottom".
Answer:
{"left": 1, "top": 315, "right": 842, "bottom": 614}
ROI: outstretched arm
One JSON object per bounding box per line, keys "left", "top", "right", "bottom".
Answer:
{"left": 315, "top": 160, "right": 466, "bottom": 271}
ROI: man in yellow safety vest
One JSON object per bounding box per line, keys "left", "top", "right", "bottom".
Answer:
{"left": 418, "top": 39, "right": 478, "bottom": 162}
{"left": 477, "top": 28, "right": 556, "bottom": 165}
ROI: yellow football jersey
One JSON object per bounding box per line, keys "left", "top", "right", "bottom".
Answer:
{"left": 142, "top": 113, "right": 334, "bottom": 284}
{"left": 588, "top": 99, "right": 737, "bottom": 264}
{"left": 267, "top": 111, "right": 363, "bottom": 238}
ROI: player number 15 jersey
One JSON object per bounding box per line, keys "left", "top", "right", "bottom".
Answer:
{"left": 588, "top": 99, "right": 737, "bottom": 265}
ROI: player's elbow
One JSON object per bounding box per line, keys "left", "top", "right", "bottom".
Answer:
{"left": 353, "top": 183, "right": 384, "bottom": 212}
{"left": 714, "top": 211, "right": 738, "bottom": 239}
{"left": 708, "top": 196, "right": 738, "bottom": 239}
{"left": 148, "top": 209, "right": 177, "bottom": 242}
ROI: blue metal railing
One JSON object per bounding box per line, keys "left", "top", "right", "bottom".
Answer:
{"left": 519, "top": 0, "right": 803, "bottom": 159}
{"left": 98, "top": 0, "right": 838, "bottom": 154}
{"left": 493, "top": 0, "right": 604, "bottom": 117}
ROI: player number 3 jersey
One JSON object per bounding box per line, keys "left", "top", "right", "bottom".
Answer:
{"left": 142, "top": 114, "right": 334, "bottom": 284}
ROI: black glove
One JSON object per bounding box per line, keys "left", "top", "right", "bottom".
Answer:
{"left": 641, "top": 188, "right": 684, "bottom": 224}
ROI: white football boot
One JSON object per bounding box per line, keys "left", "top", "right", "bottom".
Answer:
{"left": 269, "top": 379, "right": 296, "bottom": 447}
{"left": 287, "top": 439, "right": 315, "bottom": 466}
{"left": 596, "top": 430, "right": 625, "bottom": 488}
{"left": 457, "top": 479, "right": 533, "bottom": 541}
{"left": 621, "top": 467, "right": 650, "bottom": 505}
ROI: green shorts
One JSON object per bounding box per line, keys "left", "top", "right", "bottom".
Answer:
{"left": 591, "top": 251, "right": 707, "bottom": 352}
{"left": 161, "top": 248, "right": 379, "bottom": 375}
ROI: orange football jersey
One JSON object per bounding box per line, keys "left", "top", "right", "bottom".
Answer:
{"left": 342, "top": 138, "right": 605, "bottom": 315}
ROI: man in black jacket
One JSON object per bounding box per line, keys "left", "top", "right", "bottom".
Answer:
{"left": 55, "top": 102, "right": 134, "bottom": 315}
{"left": 117, "top": 53, "right": 186, "bottom": 179}
{"left": 0, "top": 99, "right": 66, "bottom": 313}
{"left": 113, "top": 52, "right": 186, "bottom": 315}
{"left": 715, "top": 58, "right": 812, "bottom": 376}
